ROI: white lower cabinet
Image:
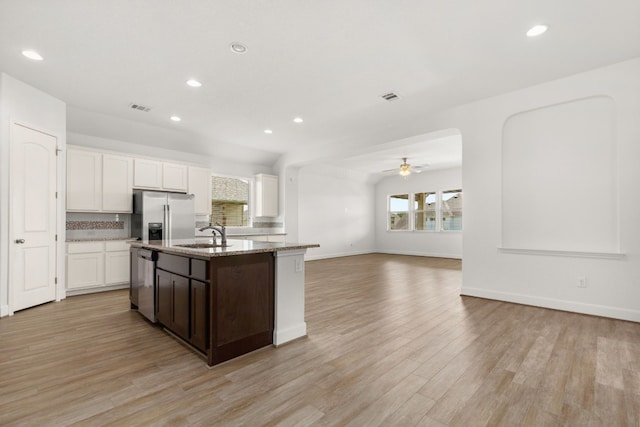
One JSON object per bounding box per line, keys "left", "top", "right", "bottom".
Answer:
{"left": 67, "top": 252, "right": 105, "bottom": 289}
{"left": 105, "top": 241, "right": 131, "bottom": 284}
{"left": 67, "top": 240, "right": 131, "bottom": 294}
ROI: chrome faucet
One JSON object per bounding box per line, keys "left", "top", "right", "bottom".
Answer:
{"left": 199, "top": 222, "right": 227, "bottom": 246}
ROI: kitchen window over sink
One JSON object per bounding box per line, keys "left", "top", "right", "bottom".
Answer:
{"left": 210, "top": 176, "right": 250, "bottom": 226}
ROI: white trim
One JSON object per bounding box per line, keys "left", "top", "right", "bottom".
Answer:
{"left": 65, "top": 283, "right": 128, "bottom": 296}
{"left": 305, "top": 250, "right": 373, "bottom": 261}
{"left": 0, "top": 304, "right": 9, "bottom": 317}
{"left": 305, "top": 250, "right": 462, "bottom": 261}
{"left": 461, "top": 287, "right": 640, "bottom": 323}
{"left": 273, "top": 323, "right": 307, "bottom": 346}
{"left": 376, "top": 249, "right": 462, "bottom": 259}
{"left": 498, "top": 247, "right": 625, "bottom": 260}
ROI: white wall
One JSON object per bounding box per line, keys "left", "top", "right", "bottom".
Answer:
{"left": 458, "top": 58, "right": 640, "bottom": 322}
{"left": 0, "top": 73, "right": 66, "bottom": 316}
{"left": 282, "top": 57, "right": 640, "bottom": 322}
{"left": 297, "top": 164, "right": 375, "bottom": 260}
{"left": 375, "top": 167, "right": 462, "bottom": 259}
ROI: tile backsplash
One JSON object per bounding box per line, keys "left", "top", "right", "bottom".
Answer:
{"left": 66, "top": 213, "right": 131, "bottom": 240}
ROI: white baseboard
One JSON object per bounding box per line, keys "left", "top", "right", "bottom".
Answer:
{"left": 0, "top": 305, "right": 9, "bottom": 317}
{"left": 376, "top": 249, "right": 462, "bottom": 260}
{"left": 66, "top": 283, "right": 129, "bottom": 297}
{"left": 461, "top": 287, "right": 640, "bottom": 323}
{"left": 274, "top": 322, "right": 307, "bottom": 346}
{"left": 305, "top": 250, "right": 373, "bottom": 261}
{"left": 305, "top": 250, "right": 462, "bottom": 261}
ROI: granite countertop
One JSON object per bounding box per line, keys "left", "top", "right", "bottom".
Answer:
{"left": 130, "top": 238, "right": 319, "bottom": 258}
{"left": 66, "top": 237, "right": 137, "bottom": 242}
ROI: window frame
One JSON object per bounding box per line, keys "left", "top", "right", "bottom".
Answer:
{"left": 387, "top": 193, "right": 411, "bottom": 231}
{"left": 440, "top": 189, "right": 463, "bottom": 232}
{"left": 413, "top": 191, "right": 438, "bottom": 232}
{"left": 210, "top": 174, "right": 254, "bottom": 228}
{"left": 386, "top": 189, "right": 462, "bottom": 233}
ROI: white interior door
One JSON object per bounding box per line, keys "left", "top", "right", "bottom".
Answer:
{"left": 10, "top": 124, "right": 58, "bottom": 312}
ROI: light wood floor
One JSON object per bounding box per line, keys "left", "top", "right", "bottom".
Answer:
{"left": 1, "top": 254, "right": 640, "bottom": 426}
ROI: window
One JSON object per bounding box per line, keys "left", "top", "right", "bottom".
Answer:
{"left": 210, "top": 176, "right": 250, "bottom": 226}
{"left": 387, "top": 189, "right": 462, "bottom": 232}
{"left": 441, "top": 189, "right": 462, "bottom": 231}
{"left": 388, "top": 194, "right": 409, "bottom": 230}
{"left": 414, "top": 192, "right": 437, "bottom": 231}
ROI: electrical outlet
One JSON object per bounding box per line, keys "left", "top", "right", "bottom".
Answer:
{"left": 295, "top": 259, "right": 303, "bottom": 273}
{"left": 577, "top": 276, "right": 587, "bottom": 288}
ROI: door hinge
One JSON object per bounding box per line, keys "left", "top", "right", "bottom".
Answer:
{"left": 55, "top": 191, "right": 58, "bottom": 199}
{"left": 55, "top": 234, "right": 58, "bottom": 241}
{"left": 55, "top": 277, "right": 58, "bottom": 285}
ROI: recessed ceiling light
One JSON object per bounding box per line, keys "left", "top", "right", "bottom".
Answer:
{"left": 293, "top": 117, "right": 303, "bottom": 123}
{"left": 230, "top": 42, "right": 248, "bottom": 54}
{"left": 22, "top": 50, "right": 43, "bottom": 61}
{"left": 170, "top": 116, "right": 181, "bottom": 122}
{"left": 526, "top": 24, "right": 548, "bottom": 37}
{"left": 264, "top": 129, "right": 273, "bottom": 134}
{"left": 186, "top": 79, "right": 202, "bottom": 88}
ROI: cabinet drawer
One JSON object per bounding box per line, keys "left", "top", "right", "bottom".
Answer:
{"left": 105, "top": 240, "right": 131, "bottom": 252}
{"left": 191, "top": 259, "right": 209, "bottom": 281}
{"left": 67, "top": 242, "right": 104, "bottom": 254}
{"left": 157, "top": 252, "right": 189, "bottom": 276}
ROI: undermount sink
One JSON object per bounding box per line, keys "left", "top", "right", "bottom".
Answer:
{"left": 175, "top": 243, "right": 230, "bottom": 249}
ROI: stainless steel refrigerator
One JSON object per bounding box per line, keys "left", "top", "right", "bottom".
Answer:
{"left": 131, "top": 190, "right": 196, "bottom": 242}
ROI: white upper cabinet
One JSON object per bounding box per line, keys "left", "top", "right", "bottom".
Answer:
{"left": 188, "top": 166, "right": 211, "bottom": 215}
{"left": 255, "top": 174, "right": 278, "bottom": 217}
{"left": 102, "top": 154, "right": 133, "bottom": 212}
{"left": 162, "top": 162, "right": 188, "bottom": 192}
{"left": 67, "top": 148, "right": 102, "bottom": 211}
{"left": 133, "top": 159, "right": 188, "bottom": 192}
{"left": 133, "top": 159, "right": 162, "bottom": 189}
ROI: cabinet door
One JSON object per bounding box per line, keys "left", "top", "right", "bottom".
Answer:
{"left": 102, "top": 154, "right": 133, "bottom": 212}
{"left": 156, "top": 269, "right": 172, "bottom": 327}
{"left": 67, "top": 149, "right": 102, "bottom": 211}
{"left": 188, "top": 166, "right": 211, "bottom": 215}
{"left": 67, "top": 253, "right": 105, "bottom": 289}
{"left": 172, "top": 274, "right": 190, "bottom": 340}
{"left": 134, "top": 159, "right": 162, "bottom": 189}
{"left": 163, "top": 163, "right": 188, "bottom": 192}
{"left": 105, "top": 250, "right": 130, "bottom": 284}
{"left": 255, "top": 174, "right": 278, "bottom": 217}
{"left": 191, "top": 279, "right": 208, "bottom": 352}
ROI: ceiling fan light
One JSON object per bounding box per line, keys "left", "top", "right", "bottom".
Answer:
{"left": 399, "top": 163, "right": 411, "bottom": 176}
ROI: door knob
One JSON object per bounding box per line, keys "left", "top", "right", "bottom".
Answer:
{"left": 15, "top": 239, "right": 25, "bottom": 244}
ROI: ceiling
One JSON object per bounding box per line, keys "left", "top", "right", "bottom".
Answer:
{"left": 1, "top": 0, "right": 639, "bottom": 170}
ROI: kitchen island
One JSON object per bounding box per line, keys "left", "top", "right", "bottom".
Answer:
{"left": 129, "top": 238, "right": 319, "bottom": 366}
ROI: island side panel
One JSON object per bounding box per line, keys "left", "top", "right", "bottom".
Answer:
{"left": 274, "top": 249, "right": 308, "bottom": 345}
{"left": 208, "top": 252, "right": 274, "bottom": 366}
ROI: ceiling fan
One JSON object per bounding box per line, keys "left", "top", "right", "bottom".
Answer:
{"left": 382, "top": 157, "right": 429, "bottom": 177}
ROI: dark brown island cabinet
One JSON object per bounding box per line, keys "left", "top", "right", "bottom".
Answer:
{"left": 154, "top": 251, "right": 274, "bottom": 366}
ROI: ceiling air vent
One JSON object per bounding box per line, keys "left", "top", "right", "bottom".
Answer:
{"left": 128, "top": 102, "right": 152, "bottom": 112}
{"left": 381, "top": 92, "right": 400, "bottom": 102}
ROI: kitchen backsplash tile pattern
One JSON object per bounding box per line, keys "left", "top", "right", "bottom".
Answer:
{"left": 66, "top": 221, "right": 124, "bottom": 230}
{"left": 66, "top": 213, "right": 131, "bottom": 240}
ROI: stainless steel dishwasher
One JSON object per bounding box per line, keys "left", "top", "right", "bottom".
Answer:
{"left": 134, "top": 248, "right": 158, "bottom": 322}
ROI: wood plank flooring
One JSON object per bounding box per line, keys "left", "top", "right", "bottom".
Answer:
{"left": 1, "top": 254, "right": 640, "bottom": 426}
